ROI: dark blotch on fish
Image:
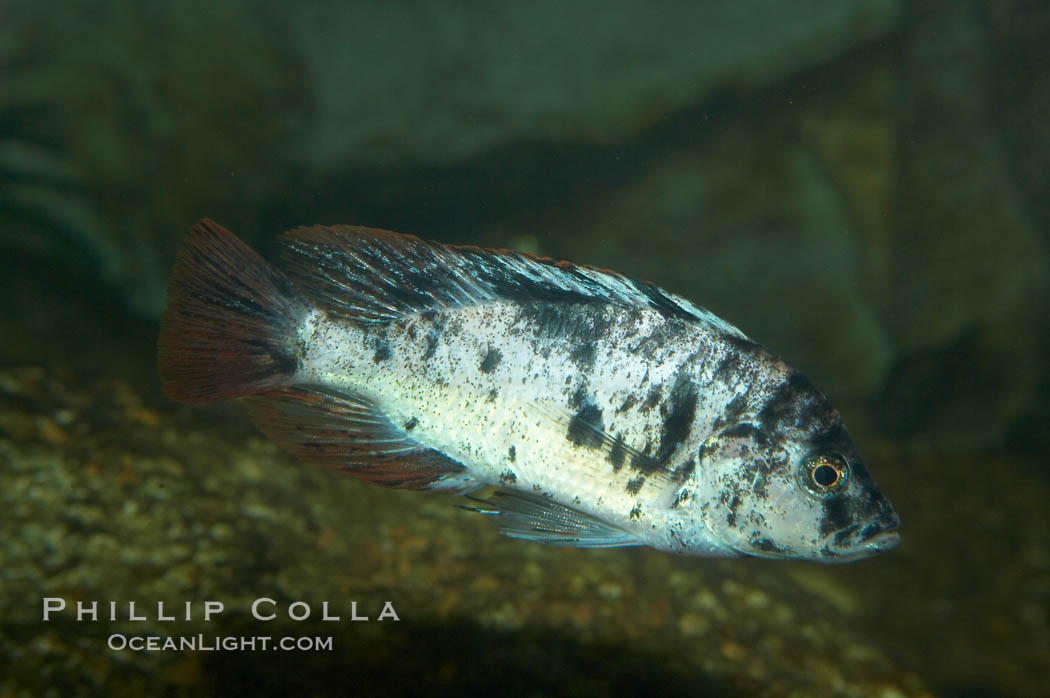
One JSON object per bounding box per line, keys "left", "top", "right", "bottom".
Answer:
{"left": 567, "top": 403, "right": 604, "bottom": 449}
{"left": 834, "top": 525, "right": 860, "bottom": 545}
{"left": 859, "top": 523, "right": 881, "bottom": 540}
{"left": 726, "top": 494, "right": 741, "bottom": 527}
{"left": 616, "top": 394, "right": 637, "bottom": 413}
{"left": 724, "top": 394, "right": 747, "bottom": 422}
{"left": 631, "top": 440, "right": 659, "bottom": 473}
{"left": 654, "top": 375, "right": 697, "bottom": 467}
{"left": 500, "top": 469, "right": 518, "bottom": 484}
{"left": 642, "top": 387, "right": 661, "bottom": 412}
{"left": 671, "top": 488, "right": 690, "bottom": 508}
{"left": 508, "top": 445, "right": 516, "bottom": 462}
{"left": 697, "top": 439, "right": 717, "bottom": 467}
{"left": 713, "top": 394, "right": 748, "bottom": 431}
{"left": 608, "top": 434, "right": 627, "bottom": 471}
{"left": 820, "top": 496, "right": 852, "bottom": 537}
{"left": 372, "top": 339, "right": 391, "bottom": 362}
{"left": 625, "top": 475, "right": 645, "bottom": 495}
{"left": 750, "top": 536, "right": 788, "bottom": 554}
{"left": 569, "top": 343, "right": 596, "bottom": 368}
{"left": 672, "top": 458, "right": 696, "bottom": 482}
{"left": 423, "top": 331, "right": 439, "bottom": 360}
{"left": 267, "top": 347, "right": 299, "bottom": 375}
{"left": 718, "top": 422, "right": 768, "bottom": 446}
{"left": 629, "top": 504, "right": 643, "bottom": 520}
{"left": 711, "top": 354, "right": 741, "bottom": 383}
{"left": 808, "top": 423, "right": 853, "bottom": 455}
{"left": 480, "top": 347, "right": 502, "bottom": 373}
{"left": 570, "top": 385, "right": 589, "bottom": 410}
{"left": 518, "top": 303, "right": 604, "bottom": 342}
{"left": 403, "top": 417, "right": 418, "bottom": 431}
{"left": 758, "top": 372, "right": 827, "bottom": 435}
{"left": 486, "top": 388, "right": 499, "bottom": 402}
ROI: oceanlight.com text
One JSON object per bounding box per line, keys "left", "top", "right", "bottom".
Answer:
{"left": 107, "top": 633, "right": 334, "bottom": 652}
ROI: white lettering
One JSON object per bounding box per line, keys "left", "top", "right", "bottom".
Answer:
{"left": 288, "top": 601, "right": 310, "bottom": 621}
{"left": 203, "top": 601, "right": 224, "bottom": 621}
{"left": 42, "top": 597, "right": 65, "bottom": 621}
{"left": 321, "top": 601, "right": 340, "bottom": 621}
{"left": 108, "top": 633, "right": 127, "bottom": 650}
{"left": 350, "top": 602, "right": 368, "bottom": 621}
{"left": 157, "top": 601, "right": 174, "bottom": 621}
{"left": 252, "top": 598, "right": 276, "bottom": 621}
{"left": 77, "top": 601, "right": 98, "bottom": 621}
{"left": 128, "top": 601, "right": 146, "bottom": 621}
{"left": 378, "top": 602, "right": 400, "bottom": 621}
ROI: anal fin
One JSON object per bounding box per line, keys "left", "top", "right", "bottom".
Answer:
{"left": 463, "top": 490, "right": 640, "bottom": 548}
{"left": 246, "top": 387, "right": 467, "bottom": 489}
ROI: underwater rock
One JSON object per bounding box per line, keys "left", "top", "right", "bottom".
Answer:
{"left": 878, "top": 0, "right": 1050, "bottom": 449}
{"left": 289, "top": 0, "right": 902, "bottom": 169}
{"left": 504, "top": 29, "right": 1050, "bottom": 451}
{"left": 1, "top": 0, "right": 310, "bottom": 316}
{"left": 1, "top": 0, "right": 900, "bottom": 316}
{"left": 977, "top": 0, "right": 1050, "bottom": 243}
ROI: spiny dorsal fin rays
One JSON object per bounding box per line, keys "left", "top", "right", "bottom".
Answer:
{"left": 276, "top": 224, "right": 747, "bottom": 338}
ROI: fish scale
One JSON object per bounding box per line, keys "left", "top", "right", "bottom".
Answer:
{"left": 159, "top": 218, "right": 901, "bottom": 562}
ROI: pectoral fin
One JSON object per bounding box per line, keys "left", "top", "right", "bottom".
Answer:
{"left": 463, "top": 490, "right": 640, "bottom": 548}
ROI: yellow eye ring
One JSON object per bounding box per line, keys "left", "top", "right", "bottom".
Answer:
{"left": 799, "top": 452, "right": 849, "bottom": 497}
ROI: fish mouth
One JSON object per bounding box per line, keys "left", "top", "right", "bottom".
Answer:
{"left": 860, "top": 529, "right": 901, "bottom": 553}
{"left": 836, "top": 522, "right": 901, "bottom": 560}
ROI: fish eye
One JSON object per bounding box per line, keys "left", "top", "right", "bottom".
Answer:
{"left": 799, "top": 452, "right": 849, "bottom": 497}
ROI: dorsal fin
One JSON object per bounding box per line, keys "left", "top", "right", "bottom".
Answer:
{"left": 278, "top": 224, "right": 746, "bottom": 337}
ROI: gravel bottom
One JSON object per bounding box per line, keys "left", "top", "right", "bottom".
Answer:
{"left": 1, "top": 365, "right": 1046, "bottom": 696}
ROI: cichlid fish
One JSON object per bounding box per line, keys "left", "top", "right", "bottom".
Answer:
{"left": 159, "top": 219, "right": 900, "bottom": 562}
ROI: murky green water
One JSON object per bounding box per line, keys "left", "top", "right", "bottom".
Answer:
{"left": 2, "top": 2, "right": 1048, "bottom": 696}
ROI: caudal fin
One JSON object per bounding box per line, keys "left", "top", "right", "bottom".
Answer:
{"left": 158, "top": 219, "right": 304, "bottom": 403}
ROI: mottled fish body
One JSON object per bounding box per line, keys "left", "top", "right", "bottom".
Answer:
{"left": 160, "top": 220, "right": 900, "bottom": 562}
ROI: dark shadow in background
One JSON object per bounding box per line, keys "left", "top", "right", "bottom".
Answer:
{"left": 251, "top": 74, "right": 793, "bottom": 251}
{"left": 199, "top": 617, "right": 737, "bottom": 698}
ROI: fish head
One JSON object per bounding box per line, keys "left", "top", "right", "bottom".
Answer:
{"left": 694, "top": 375, "right": 900, "bottom": 563}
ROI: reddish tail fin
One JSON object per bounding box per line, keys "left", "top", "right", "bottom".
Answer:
{"left": 158, "top": 219, "right": 304, "bottom": 403}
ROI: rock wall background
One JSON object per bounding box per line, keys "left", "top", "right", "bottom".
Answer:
{"left": 3, "top": 0, "right": 1045, "bottom": 453}
{"left": 1, "top": 1, "right": 1049, "bottom": 695}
